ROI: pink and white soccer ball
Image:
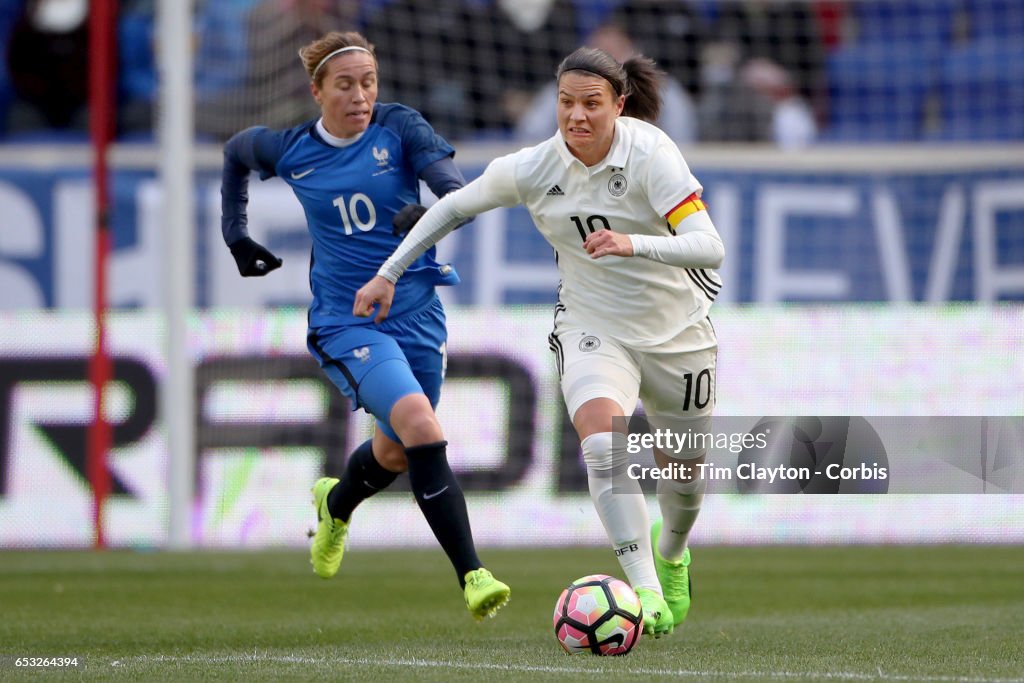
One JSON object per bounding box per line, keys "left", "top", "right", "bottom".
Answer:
{"left": 552, "top": 574, "right": 643, "bottom": 656}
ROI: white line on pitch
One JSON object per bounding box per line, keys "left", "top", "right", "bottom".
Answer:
{"left": 114, "top": 654, "right": 1024, "bottom": 683}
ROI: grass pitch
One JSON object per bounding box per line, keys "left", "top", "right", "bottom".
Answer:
{"left": 2, "top": 545, "right": 1022, "bottom": 682}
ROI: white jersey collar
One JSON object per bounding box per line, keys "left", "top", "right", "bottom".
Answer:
{"left": 316, "top": 117, "right": 365, "bottom": 148}
{"left": 554, "top": 117, "right": 632, "bottom": 173}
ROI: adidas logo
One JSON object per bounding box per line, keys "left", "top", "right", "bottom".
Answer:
{"left": 546, "top": 185, "right": 564, "bottom": 196}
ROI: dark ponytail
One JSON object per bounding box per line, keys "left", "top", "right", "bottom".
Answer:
{"left": 556, "top": 47, "right": 664, "bottom": 123}
{"left": 621, "top": 56, "right": 662, "bottom": 123}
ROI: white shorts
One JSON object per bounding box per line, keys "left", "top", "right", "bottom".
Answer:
{"left": 549, "top": 314, "right": 718, "bottom": 453}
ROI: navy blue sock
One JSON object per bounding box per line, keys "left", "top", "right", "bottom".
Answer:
{"left": 405, "top": 441, "right": 481, "bottom": 587}
{"left": 327, "top": 439, "right": 399, "bottom": 522}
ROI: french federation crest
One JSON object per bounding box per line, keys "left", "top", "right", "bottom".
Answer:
{"left": 372, "top": 146, "right": 390, "bottom": 167}
{"left": 608, "top": 173, "right": 627, "bottom": 197}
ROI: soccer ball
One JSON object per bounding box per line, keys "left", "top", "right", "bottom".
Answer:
{"left": 552, "top": 574, "right": 643, "bottom": 656}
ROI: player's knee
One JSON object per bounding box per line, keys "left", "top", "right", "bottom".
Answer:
{"left": 657, "top": 446, "right": 708, "bottom": 472}
{"left": 397, "top": 415, "right": 443, "bottom": 447}
{"left": 650, "top": 415, "right": 712, "bottom": 463}
{"left": 374, "top": 437, "right": 409, "bottom": 473}
{"left": 657, "top": 475, "right": 706, "bottom": 508}
{"left": 581, "top": 431, "right": 629, "bottom": 471}
{"left": 389, "top": 393, "right": 443, "bottom": 446}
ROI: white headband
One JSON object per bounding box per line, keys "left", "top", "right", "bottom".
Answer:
{"left": 312, "top": 46, "right": 373, "bottom": 79}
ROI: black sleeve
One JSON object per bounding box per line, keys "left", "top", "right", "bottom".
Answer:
{"left": 220, "top": 127, "right": 281, "bottom": 246}
{"left": 419, "top": 155, "right": 466, "bottom": 199}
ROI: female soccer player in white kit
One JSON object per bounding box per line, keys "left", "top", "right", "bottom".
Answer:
{"left": 355, "top": 47, "right": 724, "bottom": 638}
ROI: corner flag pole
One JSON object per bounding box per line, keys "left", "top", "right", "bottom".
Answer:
{"left": 86, "top": 0, "right": 118, "bottom": 549}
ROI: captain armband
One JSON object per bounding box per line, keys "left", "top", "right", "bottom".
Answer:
{"left": 665, "top": 192, "right": 707, "bottom": 233}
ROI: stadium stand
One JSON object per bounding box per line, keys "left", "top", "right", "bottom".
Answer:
{"left": 0, "top": 0, "right": 24, "bottom": 132}
{"left": 934, "top": 38, "right": 1024, "bottom": 141}
{"left": 822, "top": 0, "right": 956, "bottom": 142}
{"left": 117, "top": 0, "right": 157, "bottom": 136}
{"left": 824, "top": 40, "right": 940, "bottom": 142}
{"left": 961, "top": 0, "right": 1022, "bottom": 40}
{"left": 1, "top": 0, "right": 1024, "bottom": 143}
{"left": 845, "top": 0, "right": 960, "bottom": 44}
{"left": 4, "top": 0, "right": 89, "bottom": 134}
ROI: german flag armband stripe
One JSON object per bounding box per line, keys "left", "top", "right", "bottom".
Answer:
{"left": 666, "top": 192, "right": 706, "bottom": 229}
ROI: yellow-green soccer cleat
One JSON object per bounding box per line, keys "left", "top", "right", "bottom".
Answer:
{"left": 634, "top": 585, "right": 675, "bottom": 638}
{"left": 463, "top": 568, "right": 511, "bottom": 621}
{"left": 310, "top": 477, "right": 348, "bottom": 579}
{"left": 651, "top": 519, "right": 692, "bottom": 627}
{"left": 635, "top": 587, "right": 674, "bottom": 637}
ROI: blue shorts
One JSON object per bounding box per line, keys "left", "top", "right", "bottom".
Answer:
{"left": 307, "top": 296, "right": 447, "bottom": 443}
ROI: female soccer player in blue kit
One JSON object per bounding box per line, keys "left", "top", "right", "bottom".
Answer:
{"left": 219, "top": 31, "right": 509, "bottom": 620}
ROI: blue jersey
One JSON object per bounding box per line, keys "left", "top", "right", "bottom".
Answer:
{"left": 222, "top": 103, "right": 460, "bottom": 326}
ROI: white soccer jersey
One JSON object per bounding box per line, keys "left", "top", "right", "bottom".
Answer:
{"left": 381, "top": 116, "right": 723, "bottom": 347}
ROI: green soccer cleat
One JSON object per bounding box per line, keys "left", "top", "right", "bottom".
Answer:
{"left": 651, "top": 519, "right": 692, "bottom": 627}
{"left": 635, "top": 587, "right": 674, "bottom": 637}
{"left": 463, "top": 568, "right": 511, "bottom": 621}
{"left": 310, "top": 477, "right": 348, "bottom": 579}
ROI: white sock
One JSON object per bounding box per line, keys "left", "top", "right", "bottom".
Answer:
{"left": 656, "top": 475, "right": 706, "bottom": 563}
{"left": 582, "top": 432, "right": 660, "bottom": 593}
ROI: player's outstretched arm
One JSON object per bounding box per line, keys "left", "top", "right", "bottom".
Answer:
{"left": 363, "top": 156, "right": 518, "bottom": 319}
{"left": 378, "top": 157, "right": 518, "bottom": 283}
{"left": 629, "top": 211, "right": 724, "bottom": 269}
{"left": 626, "top": 191, "right": 725, "bottom": 269}
{"left": 221, "top": 127, "right": 284, "bottom": 277}
{"left": 353, "top": 276, "right": 396, "bottom": 323}
{"left": 391, "top": 155, "right": 472, "bottom": 239}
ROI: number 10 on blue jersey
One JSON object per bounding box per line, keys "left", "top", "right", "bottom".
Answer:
{"left": 333, "top": 193, "right": 377, "bottom": 235}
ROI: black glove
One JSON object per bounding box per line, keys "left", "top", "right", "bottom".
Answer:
{"left": 229, "top": 236, "right": 282, "bottom": 277}
{"left": 392, "top": 203, "right": 428, "bottom": 238}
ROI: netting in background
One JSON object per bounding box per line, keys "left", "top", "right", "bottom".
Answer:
{"left": 82, "top": 0, "right": 1024, "bottom": 145}
{"left": 192, "top": 1, "right": 362, "bottom": 140}
{"left": 161, "top": 0, "right": 1024, "bottom": 144}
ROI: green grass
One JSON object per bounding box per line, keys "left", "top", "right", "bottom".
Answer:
{"left": 2, "top": 546, "right": 1023, "bottom": 682}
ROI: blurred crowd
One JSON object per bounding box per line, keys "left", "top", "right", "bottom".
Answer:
{"left": 1, "top": 0, "right": 1021, "bottom": 145}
